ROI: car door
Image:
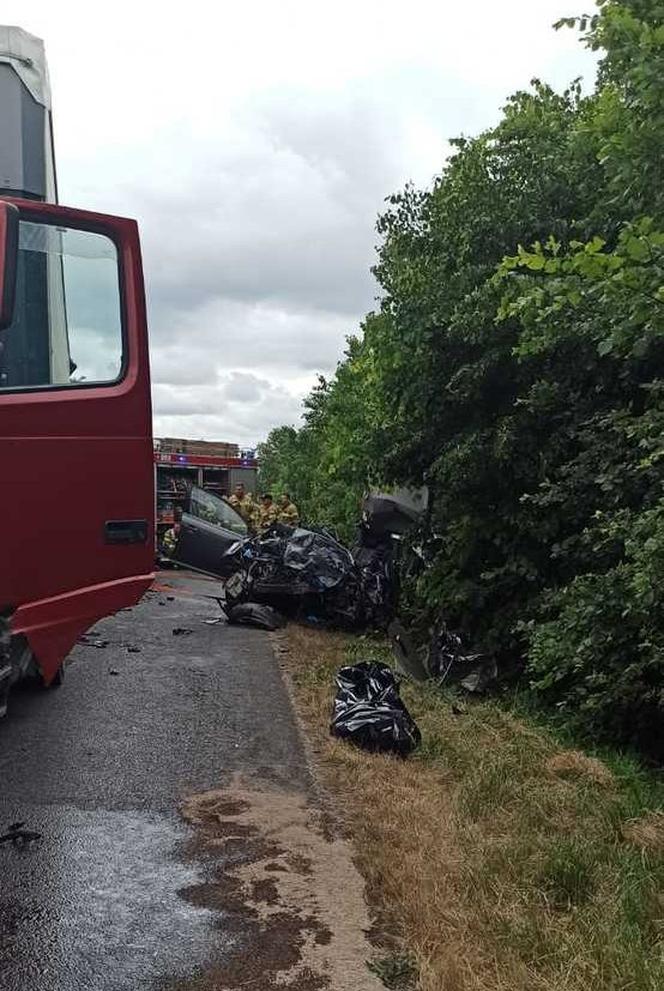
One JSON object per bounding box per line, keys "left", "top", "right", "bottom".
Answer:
{"left": 173, "top": 485, "right": 247, "bottom": 576}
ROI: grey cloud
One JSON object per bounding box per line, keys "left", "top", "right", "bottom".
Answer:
{"left": 104, "top": 88, "right": 409, "bottom": 322}
{"left": 153, "top": 381, "right": 304, "bottom": 448}
{"left": 150, "top": 348, "right": 222, "bottom": 386}
{"left": 151, "top": 384, "right": 226, "bottom": 417}
{"left": 32, "top": 0, "right": 596, "bottom": 446}
{"left": 148, "top": 298, "right": 354, "bottom": 376}
{"left": 223, "top": 371, "right": 271, "bottom": 403}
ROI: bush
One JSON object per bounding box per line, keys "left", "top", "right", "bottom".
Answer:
{"left": 525, "top": 504, "right": 664, "bottom": 755}
{"left": 258, "top": 3, "right": 664, "bottom": 756}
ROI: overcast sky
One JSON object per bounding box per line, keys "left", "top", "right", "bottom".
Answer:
{"left": 7, "top": 1, "right": 596, "bottom": 447}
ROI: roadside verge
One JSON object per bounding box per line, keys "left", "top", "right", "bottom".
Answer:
{"left": 278, "top": 624, "right": 664, "bottom": 991}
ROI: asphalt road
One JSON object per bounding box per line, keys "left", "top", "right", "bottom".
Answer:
{"left": 0, "top": 572, "right": 312, "bottom": 991}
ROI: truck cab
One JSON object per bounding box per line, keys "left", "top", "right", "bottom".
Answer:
{"left": 0, "top": 28, "right": 154, "bottom": 715}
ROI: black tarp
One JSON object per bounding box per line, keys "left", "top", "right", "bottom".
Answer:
{"left": 330, "top": 661, "right": 421, "bottom": 756}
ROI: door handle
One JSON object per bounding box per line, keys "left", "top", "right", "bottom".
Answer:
{"left": 104, "top": 520, "right": 148, "bottom": 544}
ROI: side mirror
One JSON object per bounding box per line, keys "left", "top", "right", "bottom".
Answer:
{"left": 0, "top": 201, "right": 19, "bottom": 331}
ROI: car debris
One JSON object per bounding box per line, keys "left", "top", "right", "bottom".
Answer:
{"left": 350, "top": 522, "right": 398, "bottom": 629}
{"left": 227, "top": 602, "right": 286, "bottom": 631}
{"left": 222, "top": 514, "right": 403, "bottom": 630}
{"left": 172, "top": 627, "right": 194, "bottom": 636}
{"left": 360, "top": 491, "right": 423, "bottom": 536}
{"left": 223, "top": 524, "right": 363, "bottom": 628}
{"left": 426, "top": 621, "right": 497, "bottom": 693}
{"left": 388, "top": 619, "right": 428, "bottom": 682}
{"left": 158, "top": 491, "right": 420, "bottom": 631}
{"left": 330, "top": 661, "right": 421, "bottom": 757}
{"left": 390, "top": 618, "right": 496, "bottom": 694}
{"left": 0, "top": 822, "right": 42, "bottom": 846}
{"left": 78, "top": 635, "right": 109, "bottom": 649}
{"left": 176, "top": 489, "right": 498, "bottom": 698}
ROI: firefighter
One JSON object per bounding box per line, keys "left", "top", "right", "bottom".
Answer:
{"left": 257, "top": 493, "right": 279, "bottom": 533}
{"left": 162, "top": 506, "right": 182, "bottom": 556}
{"left": 243, "top": 491, "right": 258, "bottom": 532}
{"left": 277, "top": 492, "right": 299, "bottom": 527}
{"left": 227, "top": 483, "right": 252, "bottom": 523}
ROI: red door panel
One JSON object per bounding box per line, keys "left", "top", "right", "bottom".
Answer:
{"left": 0, "top": 198, "right": 154, "bottom": 680}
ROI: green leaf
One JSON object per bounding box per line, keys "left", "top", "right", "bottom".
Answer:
{"left": 624, "top": 236, "right": 649, "bottom": 262}
{"left": 585, "top": 236, "right": 606, "bottom": 255}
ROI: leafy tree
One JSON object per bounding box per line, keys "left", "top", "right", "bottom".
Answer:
{"left": 257, "top": 1, "right": 664, "bottom": 755}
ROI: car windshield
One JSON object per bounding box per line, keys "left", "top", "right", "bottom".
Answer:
{"left": 189, "top": 486, "right": 248, "bottom": 536}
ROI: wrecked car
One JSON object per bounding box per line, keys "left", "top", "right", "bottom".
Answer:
{"left": 163, "top": 488, "right": 424, "bottom": 631}
{"left": 223, "top": 524, "right": 364, "bottom": 627}
{"left": 222, "top": 490, "right": 427, "bottom": 627}
{"left": 161, "top": 484, "right": 248, "bottom": 576}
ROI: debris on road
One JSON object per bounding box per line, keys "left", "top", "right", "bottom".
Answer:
{"left": 172, "top": 627, "right": 194, "bottom": 636}
{"left": 78, "top": 635, "right": 109, "bottom": 649}
{"left": 109, "top": 668, "right": 120, "bottom": 676}
{"left": 227, "top": 602, "right": 286, "bottom": 631}
{"left": 126, "top": 645, "right": 141, "bottom": 653}
{"left": 330, "top": 661, "right": 421, "bottom": 757}
{"left": 0, "top": 822, "right": 42, "bottom": 846}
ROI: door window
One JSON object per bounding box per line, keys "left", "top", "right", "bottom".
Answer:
{"left": 189, "top": 486, "right": 248, "bottom": 536}
{"left": 0, "top": 221, "right": 123, "bottom": 390}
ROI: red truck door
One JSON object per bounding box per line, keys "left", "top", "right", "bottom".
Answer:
{"left": 0, "top": 198, "right": 154, "bottom": 683}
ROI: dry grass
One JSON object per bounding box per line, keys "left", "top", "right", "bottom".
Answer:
{"left": 622, "top": 812, "right": 664, "bottom": 853}
{"left": 281, "top": 625, "right": 664, "bottom": 991}
{"left": 545, "top": 749, "right": 615, "bottom": 787}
